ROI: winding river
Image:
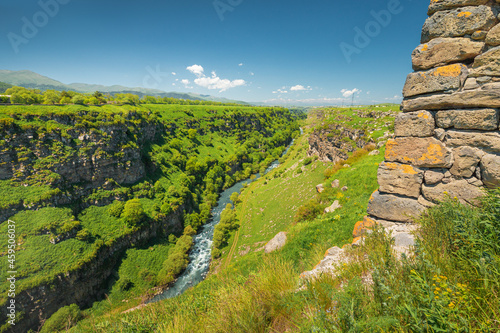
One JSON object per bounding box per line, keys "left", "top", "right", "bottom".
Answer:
{"left": 149, "top": 131, "right": 300, "bottom": 303}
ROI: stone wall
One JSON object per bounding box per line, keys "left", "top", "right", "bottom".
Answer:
{"left": 367, "top": 0, "right": 500, "bottom": 224}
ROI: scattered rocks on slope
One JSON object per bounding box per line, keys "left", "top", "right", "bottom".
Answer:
{"left": 324, "top": 200, "right": 342, "bottom": 214}
{"left": 264, "top": 232, "right": 287, "bottom": 254}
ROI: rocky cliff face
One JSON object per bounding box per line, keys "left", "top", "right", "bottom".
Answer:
{"left": 367, "top": 0, "right": 500, "bottom": 224}
{"left": 307, "top": 125, "right": 370, "bottom": 163}
{"left": 0, "top": 111, "right": 157, "bottom": 186}
{"left": 1, "top": 207, "right": 184, "bottom": 333}
{"left": 307, "top": 109, "right": 393, "bottom": 163}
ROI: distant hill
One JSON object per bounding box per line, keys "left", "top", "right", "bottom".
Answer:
{"left": 0, "top": 70, "right": 248, "bottom": 104}
{"left": 0, "top": 81, "right": 13, "bottom": 94}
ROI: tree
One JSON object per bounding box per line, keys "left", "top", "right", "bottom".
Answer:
{"left": 6, "top": 86, "right": 42, "bottom": 104}
{"left": 71, "top": 94, "right": 85, "bottom": 105}
{"left": 121, "top": 199, "right": 145, "bottom": 227}
{"left": 187, "top": 129, "right": 197, "bottom": 140}
{"left": 230, "top": 192, "right": 240, "bottom": 204}
{"left": 43, "top": 90, "right": 60, "bottom": 104}
{"left": 115, "top": 93, "right": 139, "bottom": 105}
{"left": 93, "top": 91, "right": 106, "bottom": 104}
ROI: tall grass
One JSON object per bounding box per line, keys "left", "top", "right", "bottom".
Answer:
{"left": 305, "top": 190, "right": 500, "bottom": 332}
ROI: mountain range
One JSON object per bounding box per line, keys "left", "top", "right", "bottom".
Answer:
{"left": 0, "top": 70, "right": 247, "bottom": 104}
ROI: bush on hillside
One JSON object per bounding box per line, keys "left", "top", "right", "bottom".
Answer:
{"left": 295, "top": 198, "right": 324, "bottom": 222}
{"left": 121, "top": 199, "right": 145, "bottom": 227}
{"left": 40, "top": 304, "right": 81, "bottom": 333}
{"left": 212, "top": 204, "right": 239, "bottom": 258}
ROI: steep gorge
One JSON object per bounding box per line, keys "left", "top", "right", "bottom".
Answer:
{"left": 0, "top": 104, "right": 299, "bottom": 333}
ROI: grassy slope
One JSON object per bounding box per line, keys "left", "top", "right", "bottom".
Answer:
{"left": 70, "top": 105, "right": 392, "bottom": 332}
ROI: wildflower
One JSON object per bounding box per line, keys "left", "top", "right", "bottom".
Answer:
{"left": 448, "top": 302, "right": 455, "bottom": 308}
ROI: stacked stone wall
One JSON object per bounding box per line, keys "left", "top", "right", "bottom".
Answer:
{"left": 367, "top": 0, "right": 500, "bottom": 224}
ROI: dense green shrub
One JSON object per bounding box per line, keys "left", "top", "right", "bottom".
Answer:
{"left": 40, "top": 304, "right": 81, "bottom": 333}
{"left": 108, "top": 201, "right": 125, "bottom": 218}
{"left": 121, "top": 199, "right": 145, "bottom": 227}
{"left": 294, "top": 198, "right": 324, "bottom": 222}
{"left": 157, "top": 228, "right": 194, "bottom": 286}
{"left": 212, "top": 204, "right": 239, "bottom": 258}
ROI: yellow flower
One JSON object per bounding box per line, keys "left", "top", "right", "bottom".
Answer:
{"left": 449, "top": 302, "right": 455, "bottom": 308}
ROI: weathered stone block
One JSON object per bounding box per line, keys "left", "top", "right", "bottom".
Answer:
{"left": 485, "top": 23, "right": 500, "bottom": 46}
{"left": 422, "top": 179, "right": 484, "bottom": 204}
{"left": 367, "top": 191, "right": 425, "bottom": 223}
{"left": 445, "top": 130, "right": 500, "bottom": 153}
{"left": 353, "top": 216, "right": 377, "bottom": 238}
{"left": 425, "top": 169, "right": 446, "bottom": 185}
{"left": 265, "top": 232, "right": 287, "bottom": 253}
{"left": 421, "top": 6, "right": 496, "bottom": 43}
{"left": 403, "top": 64, "right": 467, "bottom": 98}
{"left": 324, "top": 200, "right": 342, "bottom": 213}
{"left": 378, "top": 162, "right": 424, "bottom": 198}
{"left": 395, "top": 111, "right": 435, "bottom": 137}
{"left": 436, "top": 109, "right": 499, "bottom": 130}
{"left": 471, "top": 46, "right": 500, "bottom": 77}
{"left": 402, "top": 83, "right": 500, "bottom": 111}
{"left": 472, "top": 30, "right": 488, "bottom": 40}
{"left": 463, "top": 78, "right": 480, "bottom": 90}
{"left": 428, "top": 0, "right": 490, "bottom": 15}
{"left": 481, "top": 153, "right": 500, "bottom": 188}
{"left": 385, "top": 137, "right": 453, "bottom": 168}
{"left": 450, "top": 146, "right": 483, "bottom": 177}
{"left": 412, "top": 38, "right": 484, "bottom": 70}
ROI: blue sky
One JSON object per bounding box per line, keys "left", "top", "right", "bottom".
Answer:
{"left": 0, "top": 0, "right": 428, "bottom": 105}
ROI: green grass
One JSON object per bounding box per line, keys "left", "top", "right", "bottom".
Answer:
{"left": 0, "top": 208, "right": 92, "bottom": 301}
{"left": 0, "top": 180, "right": 53, "bottom": 209}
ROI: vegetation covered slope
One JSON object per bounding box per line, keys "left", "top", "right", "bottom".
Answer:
{"left": 0, "top": 102, "right": 299, "bottom": 332}
{"left": 69, "top": 105, "right": 500, "bottom": 332}
{"left": 66, "top": 106, "right": 392, "bottom": 332}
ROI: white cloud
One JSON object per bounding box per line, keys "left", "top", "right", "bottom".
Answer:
{"left": 186, "top": 64, "right": 204, "bottom": 77}
{"left": 186, "top": 65, "right": 246, "bottom": 92}
{"left": 250, "top": 72, "right": 255, "bottom": 76}
{"left": 291, "top": 85, "right": 312, "bottom": 91}
{"left": 341, "top": 88, "right": 360, "bottom": 98}
{"left": 263, "top": 97, "right": 344, "bottom": 106}
{"left": 181, "top": 79, "right": 193, "bottom": 89}
{"left": 385, "top": 95, "right": 402, "bottom": 101}
{"left": 194, "top": 72, "right": 245, "bottom": 92}
{"left": 172, "top": 72, "right": 177, "bottom": 76}
{"left": 272, "top": 88, "right": 288, "bottom": 94}
{"left": 239, "top": 63, "right": 244, "bottom": 66}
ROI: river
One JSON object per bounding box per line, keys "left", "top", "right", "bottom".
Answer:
{"left": 149, "top": 131, "right": 300, "bottom": 302}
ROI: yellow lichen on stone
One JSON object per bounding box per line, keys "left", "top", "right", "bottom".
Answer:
{"left": 431, "top": 64, "right": 462, "bottom": 77}
{"left": 418, "top": 112, "right": 430, "bottom": 119}
{"left": 418, "top": 143, "right": 443, "bottom": 164}
{"left": 421, "top": 44, "right": 429, "bottom": 52}
{"left": 458, "top": 11, "right": 472, "bottom": 18}
{"left": 400, "top": 164, "right": 418, "bottom": 175}
{"left": 385, "top": 162, "right": 418, "bottom": 175}
{"left": 384, "top": 139, "right": 397, "bottom": 159}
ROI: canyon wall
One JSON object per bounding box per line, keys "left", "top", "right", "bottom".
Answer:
{"left": 367, "top": 0, "right": 500, "bottom": 224}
